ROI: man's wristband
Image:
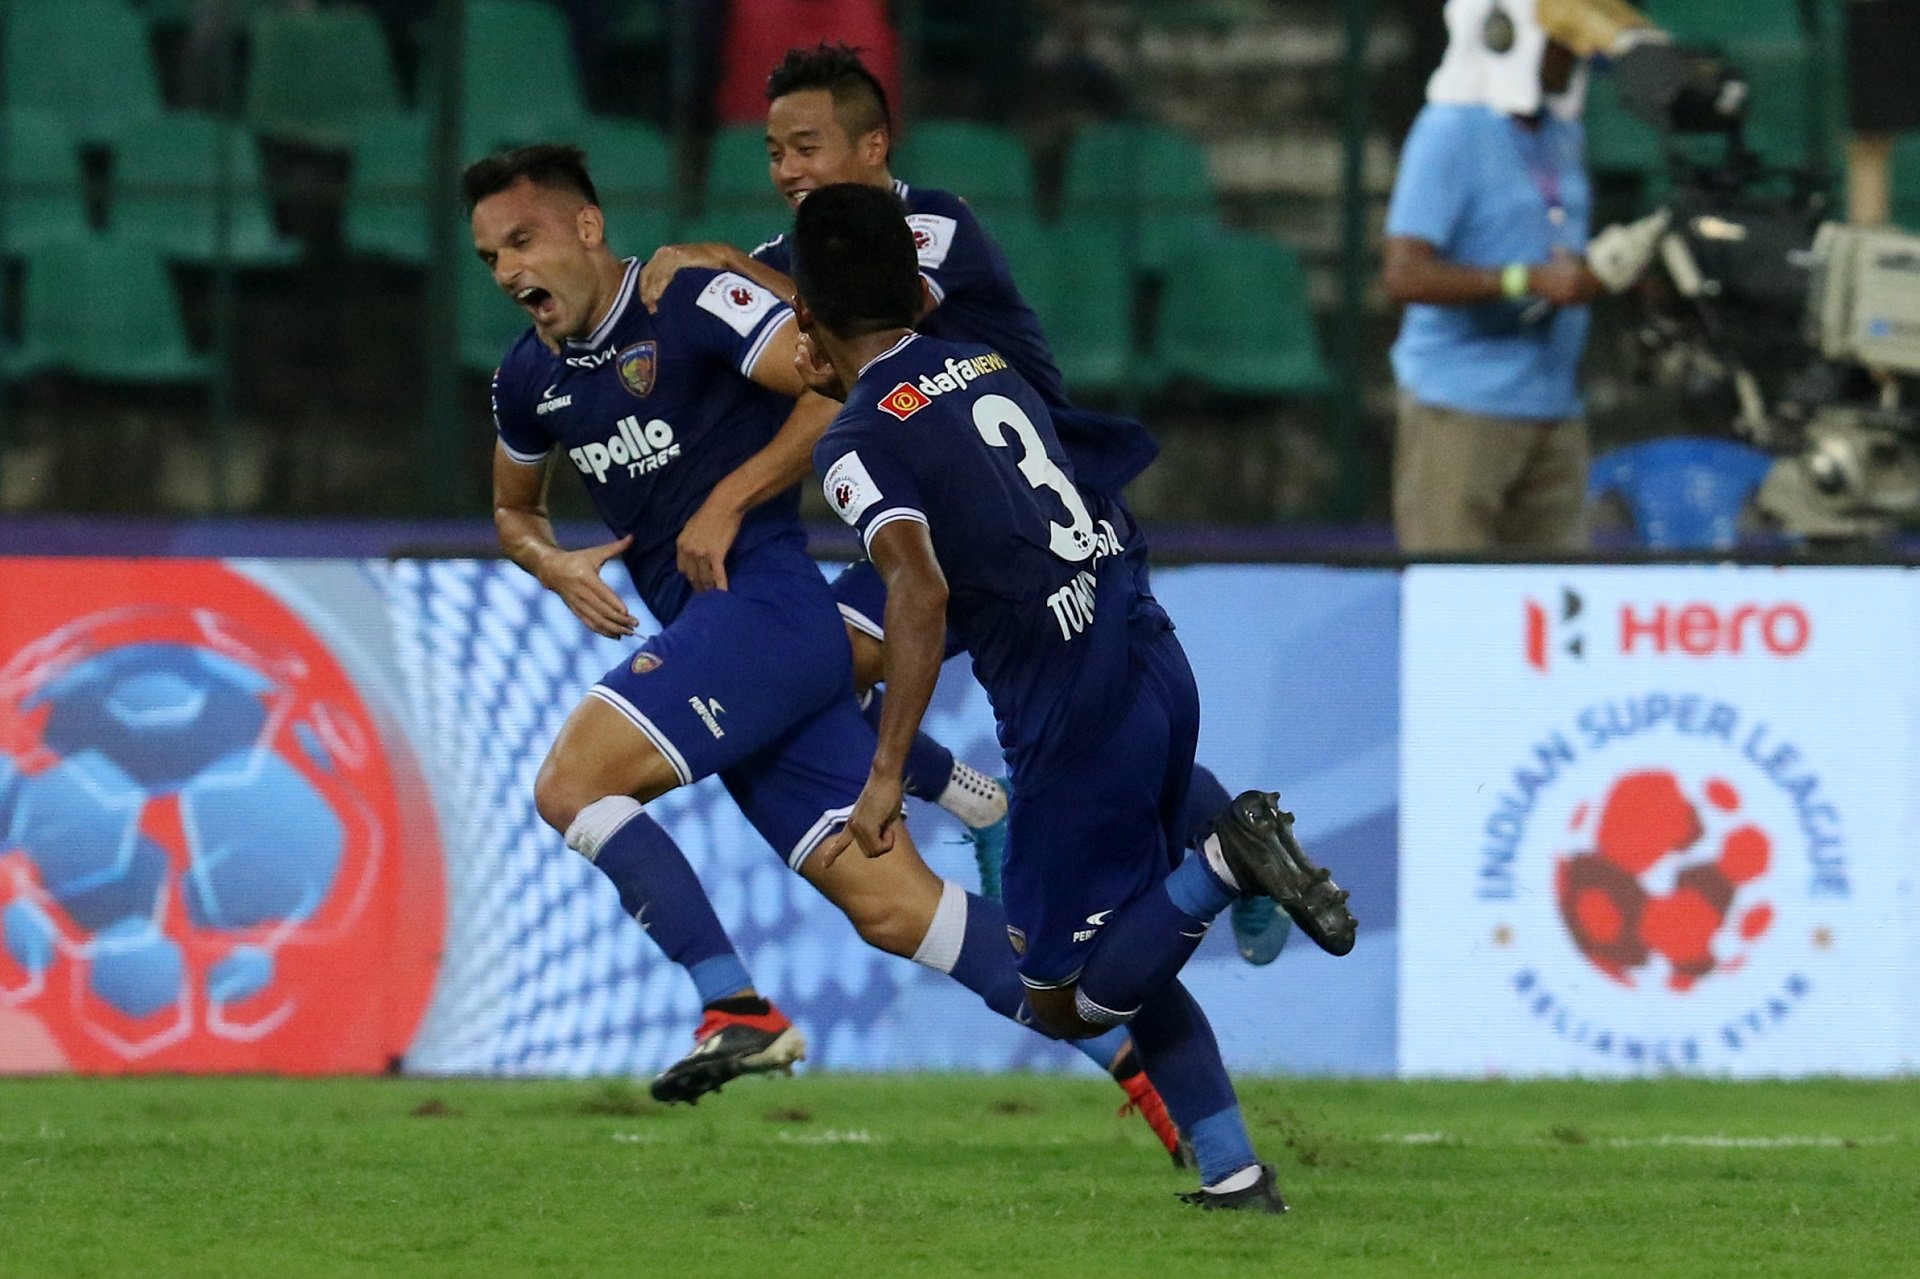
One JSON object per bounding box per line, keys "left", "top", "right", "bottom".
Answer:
{"left": 1500, "top": 262, "right": 1531, "bottom": 301}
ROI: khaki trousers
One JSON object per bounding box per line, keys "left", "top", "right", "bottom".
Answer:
{"left": 1392, "top": 394, "right": 1590, "bottom": 554}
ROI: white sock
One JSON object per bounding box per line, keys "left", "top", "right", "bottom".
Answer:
{"left": 936, "top": 761, "right": 1006, "bottom": 830}
{"left": 909, "top": 880, "right": 967, "bottom": 973}
{"left": 1200, "top": 833, "right": 1241, "bottom": 892}
{"left": 1205, "top": 1164, "right": 1263, "bottom": 1194}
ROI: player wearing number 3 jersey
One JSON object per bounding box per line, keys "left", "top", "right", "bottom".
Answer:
{"left": 467, "top": 143, "right": 1190, "bottom": 1135}
{"left": 797, "top": 183, "right": 1358, "bottom": 1212}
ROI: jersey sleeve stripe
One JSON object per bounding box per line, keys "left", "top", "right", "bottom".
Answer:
{"left": 737, "top": 307, "right": 796, "bottom": 379}
{"left": 861, "top": 507, "right": 929, "bottom": 554}
{"left": 920, "top": 271, "right": 946, "bottom": 304}
{"left": 499, "top": 441, "right": 551, "bottom": 465}
{"left": 585, "top": 685, "right": 694, "bottom": 786}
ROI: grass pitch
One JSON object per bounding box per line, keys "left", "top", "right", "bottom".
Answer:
{"left": 1, "top": 1073, "right": 1915, "bottom": 1278}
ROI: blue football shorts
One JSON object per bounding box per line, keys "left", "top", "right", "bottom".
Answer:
{"left": 829, "top": 560, "right": 967, "bottom": 660}
{"left": 589, "top": 549, "right": 874, "bottom": 870}
{"left": 999, "top": 625, "right": 1201, "bottom": 988}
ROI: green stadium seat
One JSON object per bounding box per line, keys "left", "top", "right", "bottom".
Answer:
{"left": 1584, "top": 71, "right": 1665, "bottom": 176}
{"left": 1020, "top": 219, "right": 1150, "bottom": 395}
{"left": 1, "top": 111, "right": 93, "bottom": 252}
{"left": 3, "top": 0, "right": 165, "bottom": 143}
{"left": 1891, "top": 133, "right": 1920, "bottom": 230}
{"left": 244, "top": 7, "right": 406, "bottom": 151}
{"left": 980, "top": 212, "right": 1050, "bottom": 284}
{"left": 109, "top": 115, "right": 299, "bottom": 266}
{"left": 674, "top": 213, "right": 788, "bottom": 257}
{"left": 1156, "top": 231, "right": 1331, "bottom": 396}
{"left": 893, "top": 120, "right": 1037, "bottom": 221}
{"left": 1650, "top": 0, "right": 1832, "bottom": 45}
{"left": 1724, "top": 39, "right": 1844, "bottom": 175}
{"left": 1061, "top": 122, "right": 1223, "bottom": 273}
{"left": 561, "top": 118, "right": 677, "bottom": 252}
{"left": 460, "top": 253, "right": 532, "bottom": 373}
{"left": 345, "top": 113, "right": 434, "bottom": 264}
{"left": 3, "top": 235, "right": 212, "bottom": 382}
{"left": 460, "top": 0, "right": 591, "bottom": 151}
{"left": 703, "top": 124, "right": 780, "bottom": 222}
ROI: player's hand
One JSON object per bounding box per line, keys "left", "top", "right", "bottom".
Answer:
{"left": 815, "top": 773, "right": 906, "bottom": 868}
{"left": 676, "top": 496, "right": 742, "bottom": 593}
{"left": 793, "top": 331, "right": 844, "bottom": 401}
{"left": 539, "top": 535, "right": 638, "bottom": 638}
{"left": 1527, "top": 251, "right": 1608, "bottom": 307}
{"left": 640, "top": 243, "right": 727, "bottom": 312}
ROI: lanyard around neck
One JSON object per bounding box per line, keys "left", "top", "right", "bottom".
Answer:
{"left": 1514, "top": 118, "right": 1567, "bottom": 228}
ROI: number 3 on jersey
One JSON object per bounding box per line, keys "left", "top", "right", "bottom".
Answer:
{"left": 971, "top": 394, "right": 1096, "bottom": 562}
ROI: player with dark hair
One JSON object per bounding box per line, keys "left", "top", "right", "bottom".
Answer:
{"left": 468, "top": 144, "right": 1188, "bottom": 1151}
{"left": 639, "top": 42, "right": 1295, "bottom": 967}
{"left": 791, "top": 181, "right": 1357, "bottom": 1213}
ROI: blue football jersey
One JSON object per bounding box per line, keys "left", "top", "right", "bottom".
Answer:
{"left": 491, "top": 258, "right": 803, "bottom": 622}
{"left": 757, "top": 181, "right": 1158, "bottom": 496}
{"left": 813, "top": 333, "right": 1167, "bottom": 786}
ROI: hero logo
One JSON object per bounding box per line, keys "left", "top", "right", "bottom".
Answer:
{"left": 727, "top": 285, "right": 755, "bottom": 309}
{"left": 569, "top": 416, "right": 680, "bottom": 482}
{"left": 1525, "top": 589, "right": 1587, "bottom": 672}
{"left": 1525, "top": 591, "right": 1810, "bottom": 671}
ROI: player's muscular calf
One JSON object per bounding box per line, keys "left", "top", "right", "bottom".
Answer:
{"left": 800, "top": 825, "right": 942, "bottom": 956}
{"left": 533, "top": 695, "right": 685, "bottom": 832}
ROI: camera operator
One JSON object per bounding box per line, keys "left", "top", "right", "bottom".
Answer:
{"left": 1383, "top": 0, "right": 1664, "bottom": 554}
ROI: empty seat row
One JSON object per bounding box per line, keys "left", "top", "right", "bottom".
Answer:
{"left": 990, "top": 222, "right": 1329, "bottom": 398}
{"left": 0, "top": 109, "right": 295, "bottom": 261}
{"left": 0, "top": 232, "right": 549, "bottom": 386}
{"left": 1, "top": 110, "right": 295, "bottom": 263}
{"left": 2, "top": 0, "right": 630, "bottom": 157}
{"left": 0, "top": 220, "right": 1325, "bottom": 407}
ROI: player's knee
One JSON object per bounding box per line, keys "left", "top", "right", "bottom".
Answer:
{"left": 533, "top": 757, "right": 589, "bottom": 835}
{"left": 1026, "top": 986, "right": 1107, "bottom": 1040}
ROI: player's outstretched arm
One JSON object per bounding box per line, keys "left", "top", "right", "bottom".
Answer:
{"left": 676, "top": 318, "right": 838, "bottom": 593}
{"left": 640, "top": 242, "right": 796, "bottom": 312}
{"left": 817, "top": 519, "right": 947, "bottom": 868}
{"left": 493, "top": 441, "right": 638, "bottom": 639}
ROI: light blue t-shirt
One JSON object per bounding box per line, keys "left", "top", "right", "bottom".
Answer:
{"left": 1387, "top": 102, "right": 1592, "bottom": 420}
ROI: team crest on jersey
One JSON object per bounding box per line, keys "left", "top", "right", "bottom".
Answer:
{"left": 630, "top": 651, "right": 663, "bottom": 675}
{"left": 878, "top": 382, "right": 932, "bottom": 421}
{"left": 616, "top": 341, "right": 657, "bottom": 398}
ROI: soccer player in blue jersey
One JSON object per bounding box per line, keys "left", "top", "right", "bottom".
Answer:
{"left": 639, "top": 43, "right": 1292, "bottom": 966}
{"left": 790, "top": 182, "right": 1357, "bottom": 1212}
{"left": 467, "top": 145, "right": 1188, "bottom": 1150}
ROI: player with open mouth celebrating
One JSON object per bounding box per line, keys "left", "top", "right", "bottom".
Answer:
{"left": 468, "top": 143, "right": 1189, "bottom": 1142}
